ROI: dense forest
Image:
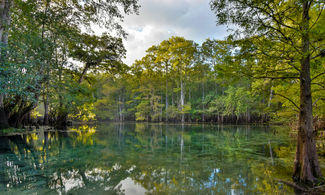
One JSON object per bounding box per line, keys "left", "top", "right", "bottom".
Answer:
{"left": 0, "top": 0, "right": 324, "bottom": 188}
{"left": 93, "top": 36, "right": 324, "bottom": 125}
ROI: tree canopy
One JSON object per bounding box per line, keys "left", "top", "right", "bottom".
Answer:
{"left": 210, "top": 0, "right": 324, "bottom": 185}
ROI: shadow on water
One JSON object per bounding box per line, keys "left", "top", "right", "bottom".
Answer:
{"left": 0, "top": 122, "right": 321, "bottom": 194}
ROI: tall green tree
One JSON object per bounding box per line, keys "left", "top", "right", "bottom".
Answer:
{"left": 210, "top": 0, "right": 325, "bottom": 185}
{"left": 161, "top": 37, "right": 197, "bottom": 122}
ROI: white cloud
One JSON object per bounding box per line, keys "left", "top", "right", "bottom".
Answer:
{"left": 122, "top": 0, "right": 228, "bottom": 65}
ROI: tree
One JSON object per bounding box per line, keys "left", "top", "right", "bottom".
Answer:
{"left": 91, "top": 36, "right": 269, "bottom": 124}
{"left": 162, "top": 37, "right": 197, "bottom": 122}
{"left": 0, "top": 0, "right": 12, "bottom": 128}
{"left": 210, "top": 0, "right": 325, "bottom": 185}
{"left": 147, "top": 43, "right": 171, "bottom": 121}
{"left": 135, "top": 37, "right": 197, "bottom": 122}
{"left": 0, "top": 0, "right": 139, "bottom": 129}
{"left": 68, "top": 33, "right": 126, "bottom": 84}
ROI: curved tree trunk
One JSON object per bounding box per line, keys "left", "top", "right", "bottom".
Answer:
{"left": 78, "top": 63, "right": 90, "bottom": 84}
{"left": 8, "top": 100, "right": 35, "bottom": 128}
{"left": 292, "top": 1, "right": 322, "bottom": 185}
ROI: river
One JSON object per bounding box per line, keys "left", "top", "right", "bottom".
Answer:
{"left": 0, "top": 122, "right": 324, "bottom": 194}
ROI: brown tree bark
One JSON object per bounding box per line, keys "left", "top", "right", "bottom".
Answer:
{"left": 292, "top": 0, "right": 322, "bottom": 185}
{"left": 78, "top": 63, "right": 90, "bottom": 84}
{"left": 0, "top": 94, "right": 8, "bottom": 129}
{"left": 0, "top": 0, "right": 11, "bottom": 129}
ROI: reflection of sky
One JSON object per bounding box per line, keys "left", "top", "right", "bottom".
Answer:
{"left": 206, "top": 168, "right": 220, "bottom": 187}
{"left": 119, "top": 177, "right": 146, "bottom": 195}
{"left": 53, "top": 170, "right": 84, "bottom": 193}
{"left": 48, "top": 165, "right": 145, "bottom": 194}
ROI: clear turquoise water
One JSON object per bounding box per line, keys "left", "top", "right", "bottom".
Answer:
{"left": 0, "top": 123, "right": 322, "bottom": 194}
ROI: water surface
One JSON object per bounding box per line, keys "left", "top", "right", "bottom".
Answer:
{"left": 0, "top": 123, "right": 322, "bottom": 194}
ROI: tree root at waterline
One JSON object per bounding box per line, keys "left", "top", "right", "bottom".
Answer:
{"left": 277, "top": 179, "right": 325, "bottom": 194}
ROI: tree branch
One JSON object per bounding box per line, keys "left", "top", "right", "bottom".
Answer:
{"left": 255, "top": 46, "right": 301, "bottom": 72}
{"left": 312, "top": 82, "right": 325, "bottom": 88}
{"left": 264, "top": 3, "right": 298, "bottom": 31}
{"left": 252, "top": 75, "right": 299, "bottom": 79}
{"left": 313, "top": 98, "right": 321, "bottom": 107}
{"left": 311, "top": 49, "right": 325, "bottom": 60}
{"left": 310, "top": 3, "right": 324, "bottom": 30}
{"left": 274, "top": 93, "right": 300, "bottom": 111}
{"left": 312, "top": 72, "right": 325, "bottom": 81}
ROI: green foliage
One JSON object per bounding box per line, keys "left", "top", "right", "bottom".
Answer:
{"left": 209, "top": 0, "right": 325, "bottom": 123}
{"left": 94, "top": 37, "right": 270, "bottom": 123}
{"left": 2, "top": 0, "right": 323, "bottom": 126}
{"left": 0, "top": 0, "right": 139, "bottom": 127}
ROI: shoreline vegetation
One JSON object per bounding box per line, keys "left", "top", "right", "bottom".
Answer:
{"left": 0, "top": 0, "right": 324, "bottom": 190}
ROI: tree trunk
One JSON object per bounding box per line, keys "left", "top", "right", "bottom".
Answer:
{"left": 55, "top": 111, "right": 68, "bottom": 130}
{"left": 43, "top": 94, "right": 49, "bottom": 125}
{"left": 41, "top": 0, "right": 50, "bottom": 126}
{"left": 121, "top": 93, "right": 125, "bottom": 121}
{"left": 118, "top": 94, "right": 123, "bottom": 121}
{"left": 202, "top": 80, "right": 205, "bottom": 122}
{"left": 0, "top": 0, "right": 11, "bottom": 129}
{"left": 0, "top": 94, "right": 8, "bottom": 129}
{"left": 0, "top": 0, "right": 10, "bottom": 51}
{"left": 172, "top": 91, "right": 174, "bottom": 108}
{"left": 165, "top": 62, "right": 168, "bottom": 121}
{"left": 78, "top": 63, "right": 90, "bottom": 84}
{"left": 116, "top": 96, "right": 118, "bottom": 121}
{"left": 180, "top": 79, "right": 185, "bottom": 123}
{"left": 57, "top": 71, "right": 67, "bottom": 128}
{"left": 292, "top": 1, "right": 322, "bottom": 185}
{"left": 160, "top": 94, "right": 163, "bottom": 122}
{"left": 8, "top": 101, "right": 35, "bottom": 128}
{"left": 268, "top": 88, "right": 273, "bottom": 107}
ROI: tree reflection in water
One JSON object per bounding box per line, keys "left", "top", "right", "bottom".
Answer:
{"left": 0, "top": 123, "right": 320, "bottom": 194}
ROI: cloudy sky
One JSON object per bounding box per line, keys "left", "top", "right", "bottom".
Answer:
{"left": 121, "top": 0, "right": 228, "bottom": 65}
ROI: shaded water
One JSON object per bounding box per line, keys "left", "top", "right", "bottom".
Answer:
{"left": 0, "top": 123, "right": 323, "bottom": 194}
